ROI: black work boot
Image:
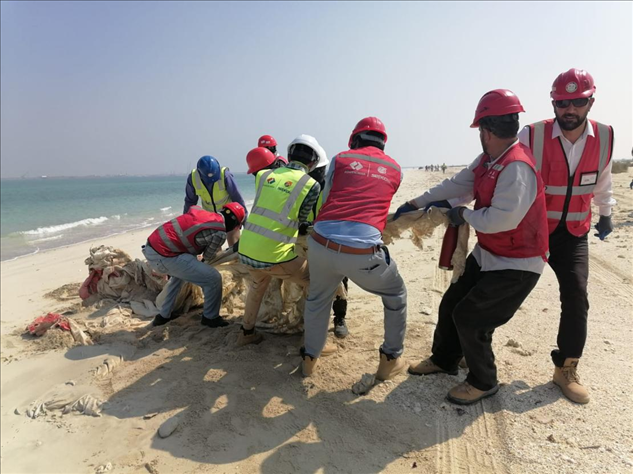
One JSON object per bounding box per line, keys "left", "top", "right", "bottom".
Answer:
{"left": 201, "top": 316, "right": 230, "bottom": 328}
{"left": 332, "top": 296, "right": 349, "bottom": 338}
{"left": 333, "top": 315, "right": 349, "bottom": 339}
{"left": 152, "top": 314, "right": 171, "bottom": 327}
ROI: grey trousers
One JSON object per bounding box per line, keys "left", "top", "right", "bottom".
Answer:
{"left": 303, "top": 236, "right": 407, "bottom": 358}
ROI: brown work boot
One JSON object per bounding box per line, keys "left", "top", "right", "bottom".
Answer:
{"left": 300, "top": 347, "right": 318, "bottom": 377}
{"left": 446, "top": 381, "right": 499, "bottom": 405}
{"left": 236, "top": 326, "right": 264, "bottom": 346}
{"left": 553, "top": 358, "right": 590, "bottom": 404}
{"left": 376, "top": 349, "right": 408, "bottom": 381}
{"left": 408, "top": 357, "right": 458, "bottom": 376}
{"left": 320, "top": 341, "right": 338, "bottom": 357}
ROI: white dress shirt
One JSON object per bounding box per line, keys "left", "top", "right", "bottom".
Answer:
{"left": 517, "top": 120, "right": 616, "bottom": 216}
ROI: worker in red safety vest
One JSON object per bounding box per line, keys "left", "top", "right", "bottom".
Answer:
{"left": 517, "top": 68, "right": 615, "bottom": 404}
{"left": 301, "top": 117, "right": 409, "bottom": 382}
{"left": 142, "top": 203, "right": 246, "bottom": 328}
{"left": 394, "top": 90, "right": 549, "bottom": 405}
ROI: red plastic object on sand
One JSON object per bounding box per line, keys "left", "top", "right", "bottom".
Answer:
{"left": 439, "top": 225, "right": 459, "bottom": 270}
{"left": 27, "top": 313, "right": 70, "bottom": 336}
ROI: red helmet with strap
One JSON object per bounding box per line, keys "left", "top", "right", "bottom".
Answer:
{"left": 550, "top": 68, "right": 596, "bottom": 100}
{"left": 246, "top": 147, "right": 276, "bottom": 174}
{"left": 348, "top": 117, "right": 388, "bottom": 148}
{"left": 258, "top": 135, "right": 277, "bottom": 147}
{"left": 470, "top": 89, "right": 525, "bottom": 128}
{"left": 221, "top": 202, "right": 246, "bottom": 226}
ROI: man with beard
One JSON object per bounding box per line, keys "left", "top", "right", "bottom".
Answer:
{"left": 394, "top": 90, "right": 549, "bottom": 404}
{"left": 518, "top": 69, "right": 615, "bottom": 404}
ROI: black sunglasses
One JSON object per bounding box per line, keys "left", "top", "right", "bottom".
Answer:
{"left": 554, "top": 97, "right": 590, "bottom": 109}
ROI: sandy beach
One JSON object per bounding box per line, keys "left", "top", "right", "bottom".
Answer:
{"left": 1, "top": 168, "right": 632, "bottom": 474}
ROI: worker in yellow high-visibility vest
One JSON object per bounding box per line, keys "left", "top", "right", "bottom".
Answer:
{"left": 184, "top": 155, "right": 248, "bottom": 246}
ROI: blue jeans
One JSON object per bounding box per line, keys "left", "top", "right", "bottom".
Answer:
{"left": 142, "top": 245, "right": 223, "bottom": 320}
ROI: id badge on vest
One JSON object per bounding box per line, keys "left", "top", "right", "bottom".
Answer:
{"left": 579, "top": 171, "right": 598, "bottom": 186}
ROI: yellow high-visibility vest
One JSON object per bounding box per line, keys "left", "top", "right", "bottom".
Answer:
{"left": 191, "top": 167, "right": 230, "bottom": 212}
{"left": 239, "top": 167, "right": 315, "bottom": 264}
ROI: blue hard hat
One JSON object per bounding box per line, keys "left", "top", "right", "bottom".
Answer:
{"left": 197, "top": 156, "right": 221, "bottom": 184}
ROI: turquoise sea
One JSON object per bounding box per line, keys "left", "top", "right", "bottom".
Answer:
{"left": 0, "top": 174, "right": 256, "bottom": 261}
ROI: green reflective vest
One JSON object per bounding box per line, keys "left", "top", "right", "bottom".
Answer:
{"left": 239, "top": 167, "right": 315, "bottom": 264}
{"left": 191, "top": 167, "right": 230, "bottom": 212}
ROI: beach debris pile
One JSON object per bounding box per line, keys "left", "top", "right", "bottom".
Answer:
{"left": 383, "top": 207, "right": 470, "bottom": 283}
{"left": 27, "top": 313, "right": 70, "bottom": 336}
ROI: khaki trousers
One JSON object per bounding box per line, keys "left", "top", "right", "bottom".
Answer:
{"left": 242, "top": 257, "right": 310, "bottom": 330}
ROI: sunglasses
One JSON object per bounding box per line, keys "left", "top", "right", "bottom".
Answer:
{"left": 554, "top": 97, "right": 590, "bottom": 109}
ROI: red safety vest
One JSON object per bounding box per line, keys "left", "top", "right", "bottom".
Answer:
{"left": 315, "top": 147, "right": 402, "bottom": 232}
{"left": 147, "top": 206, "right": 225, "bottom": 257}
{"left": 473, "top": 143, "right": 549, "bottom": 260}
{"left": 528, "top": 119, "right": 613, "bottom": 236}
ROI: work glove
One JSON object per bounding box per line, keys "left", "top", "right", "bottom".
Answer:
{"left": 298, "top": 221, "right": 312, "bottom": 236}
{"left": 393, "top": 202, "right": 418, "bottom": 221}
{"left": 594, "top": 215, "right": 613, "bottom": 241}
{"left": 423, "top": 200, "right": 452, "bottom": 212}
{"left": 446, "top": 206, "right": 467, "bottom": 227}
{"left": 232, "top": 241, "right": 240, "bottom": 252}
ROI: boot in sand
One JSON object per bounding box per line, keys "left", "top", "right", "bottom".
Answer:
{"left": 376, "top": 348, "right": 408, "bottom": 381}
{"left": 553, "top": 358, "right": 590, "bottom": 404}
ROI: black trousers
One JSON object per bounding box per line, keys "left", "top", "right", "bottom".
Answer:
{"left": 548, "top": 225, "right": 589, "bottom": 367}
{"left": 431, "top": 254, "right": 540, "bottom": 391}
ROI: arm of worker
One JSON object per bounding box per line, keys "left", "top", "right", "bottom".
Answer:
{"left": 320, "top": 155, "right": 336, "bottom": 205}
{"left": 461, "top": 161, "right": 536, "bottom": 233}
{"left": 184, "top": 174, "right": 198, "bottom": 214}
{"left": 224, "top": 169, "right": 249, "bottom": 216}
{"left": 298, "top": 181, "right": 322, "bottom": 223}
{"left": 409, "top": 156, "right": 481, "bottom": 209}
{"left": 195, "top": 229, "right": 227, "bottom": 262}
{"left": 592, "top": 159, "right": 616, "bottom": 216}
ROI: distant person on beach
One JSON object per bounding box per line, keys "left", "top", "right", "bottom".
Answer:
{"left": 394, "top": 90, "right": 548, "bottom": 405}
{"left": 236, "top": 139, "right": 333, "bottom": 349}
{"left": 301, "top": 117, "right": 408, "bottom": 382}
{"left": 184, "top": 155, "right": 248, "bottom": 246}
{"left": 143, "top": 203, "right": 246, "bottom": 328}
{"left": 258, "top": 134, "right": 288, "bottom": 165}
{"left": 441, "top": 163, "right": 447, "bottom": 174}
{"left": 519, "top": 68, "right": 615, "bottom": 404}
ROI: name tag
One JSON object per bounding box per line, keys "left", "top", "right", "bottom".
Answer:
{"left": 579, "top": 171, "right": 598, "bottom": 186}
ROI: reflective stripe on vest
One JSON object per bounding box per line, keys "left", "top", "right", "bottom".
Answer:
{"left": 532, "top": 122, "right": 611, "bottom": 177}
{"left": 250, "top": 172, "right": 312, "bottom": 229}
{"left": 242, "top": 222, "right": 298, "bottom": 244}
{"left": 546, "top": 210, "right": 590, "bottom": 221}
{"left": 336, "top": 153, "right": 402, "bottom": 174}
{"left": 191, "top": 167, "right": 230, "bottom": 211}
{"left": 532, "top": 121, "right": 611, "bottom": 201}
{"left": 158, "top": 226, "right": 182, "bottom": 254}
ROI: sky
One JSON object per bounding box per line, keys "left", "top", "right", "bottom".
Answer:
{"left": 1, "top": 1, "right": 631, "bottom": 178}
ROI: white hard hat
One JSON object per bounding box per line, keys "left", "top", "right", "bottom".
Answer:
{"left": 288, "top": 134, "right": 328, "bottom": 169}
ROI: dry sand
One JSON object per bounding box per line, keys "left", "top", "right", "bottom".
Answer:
{"left": 1, "top": 168, "right": 632, "bottom": 474}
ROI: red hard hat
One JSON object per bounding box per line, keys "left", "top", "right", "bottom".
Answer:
{"left": 348, "top": 117, "right": 388, "bottom": 148}
{"left": 470, "top": 89, "right": 525, "bottom": 128}
{"left": 221, "top": 202, "right": 246, "bottom": 226}
{"left": 246, "top": 147, "right": 276, "bottom": 174}
{"left": 258, "top": 135, "right": 277, "bottom": 147}
{"left": 550, "top": 68, "right": 596, "bottom": 100}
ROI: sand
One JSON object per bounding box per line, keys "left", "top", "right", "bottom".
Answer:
{"left": 1, "top": 168, "right": 632, "bottom": 474}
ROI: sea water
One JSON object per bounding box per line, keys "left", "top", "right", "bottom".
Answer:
{"left": 0, "top": 174, "right": 256, "bottom": 261}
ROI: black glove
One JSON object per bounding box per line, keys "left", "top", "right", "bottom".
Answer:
{"left": 298, "top": 221, "right": 312, "bottom": 236}
{"left": 594, "top": 215, "right": 613, "bottom": 241}
{"left": 446, "top": 206, "right": 467, "bottom": 226}
{"left": 423, "top": 200, "right": 452, "bottom": 212}
{"left": 393, "top": 202, "right": 418, "bottom": 221}
{"left": 232, "top": 241, "right": 240, "bottom": 252}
